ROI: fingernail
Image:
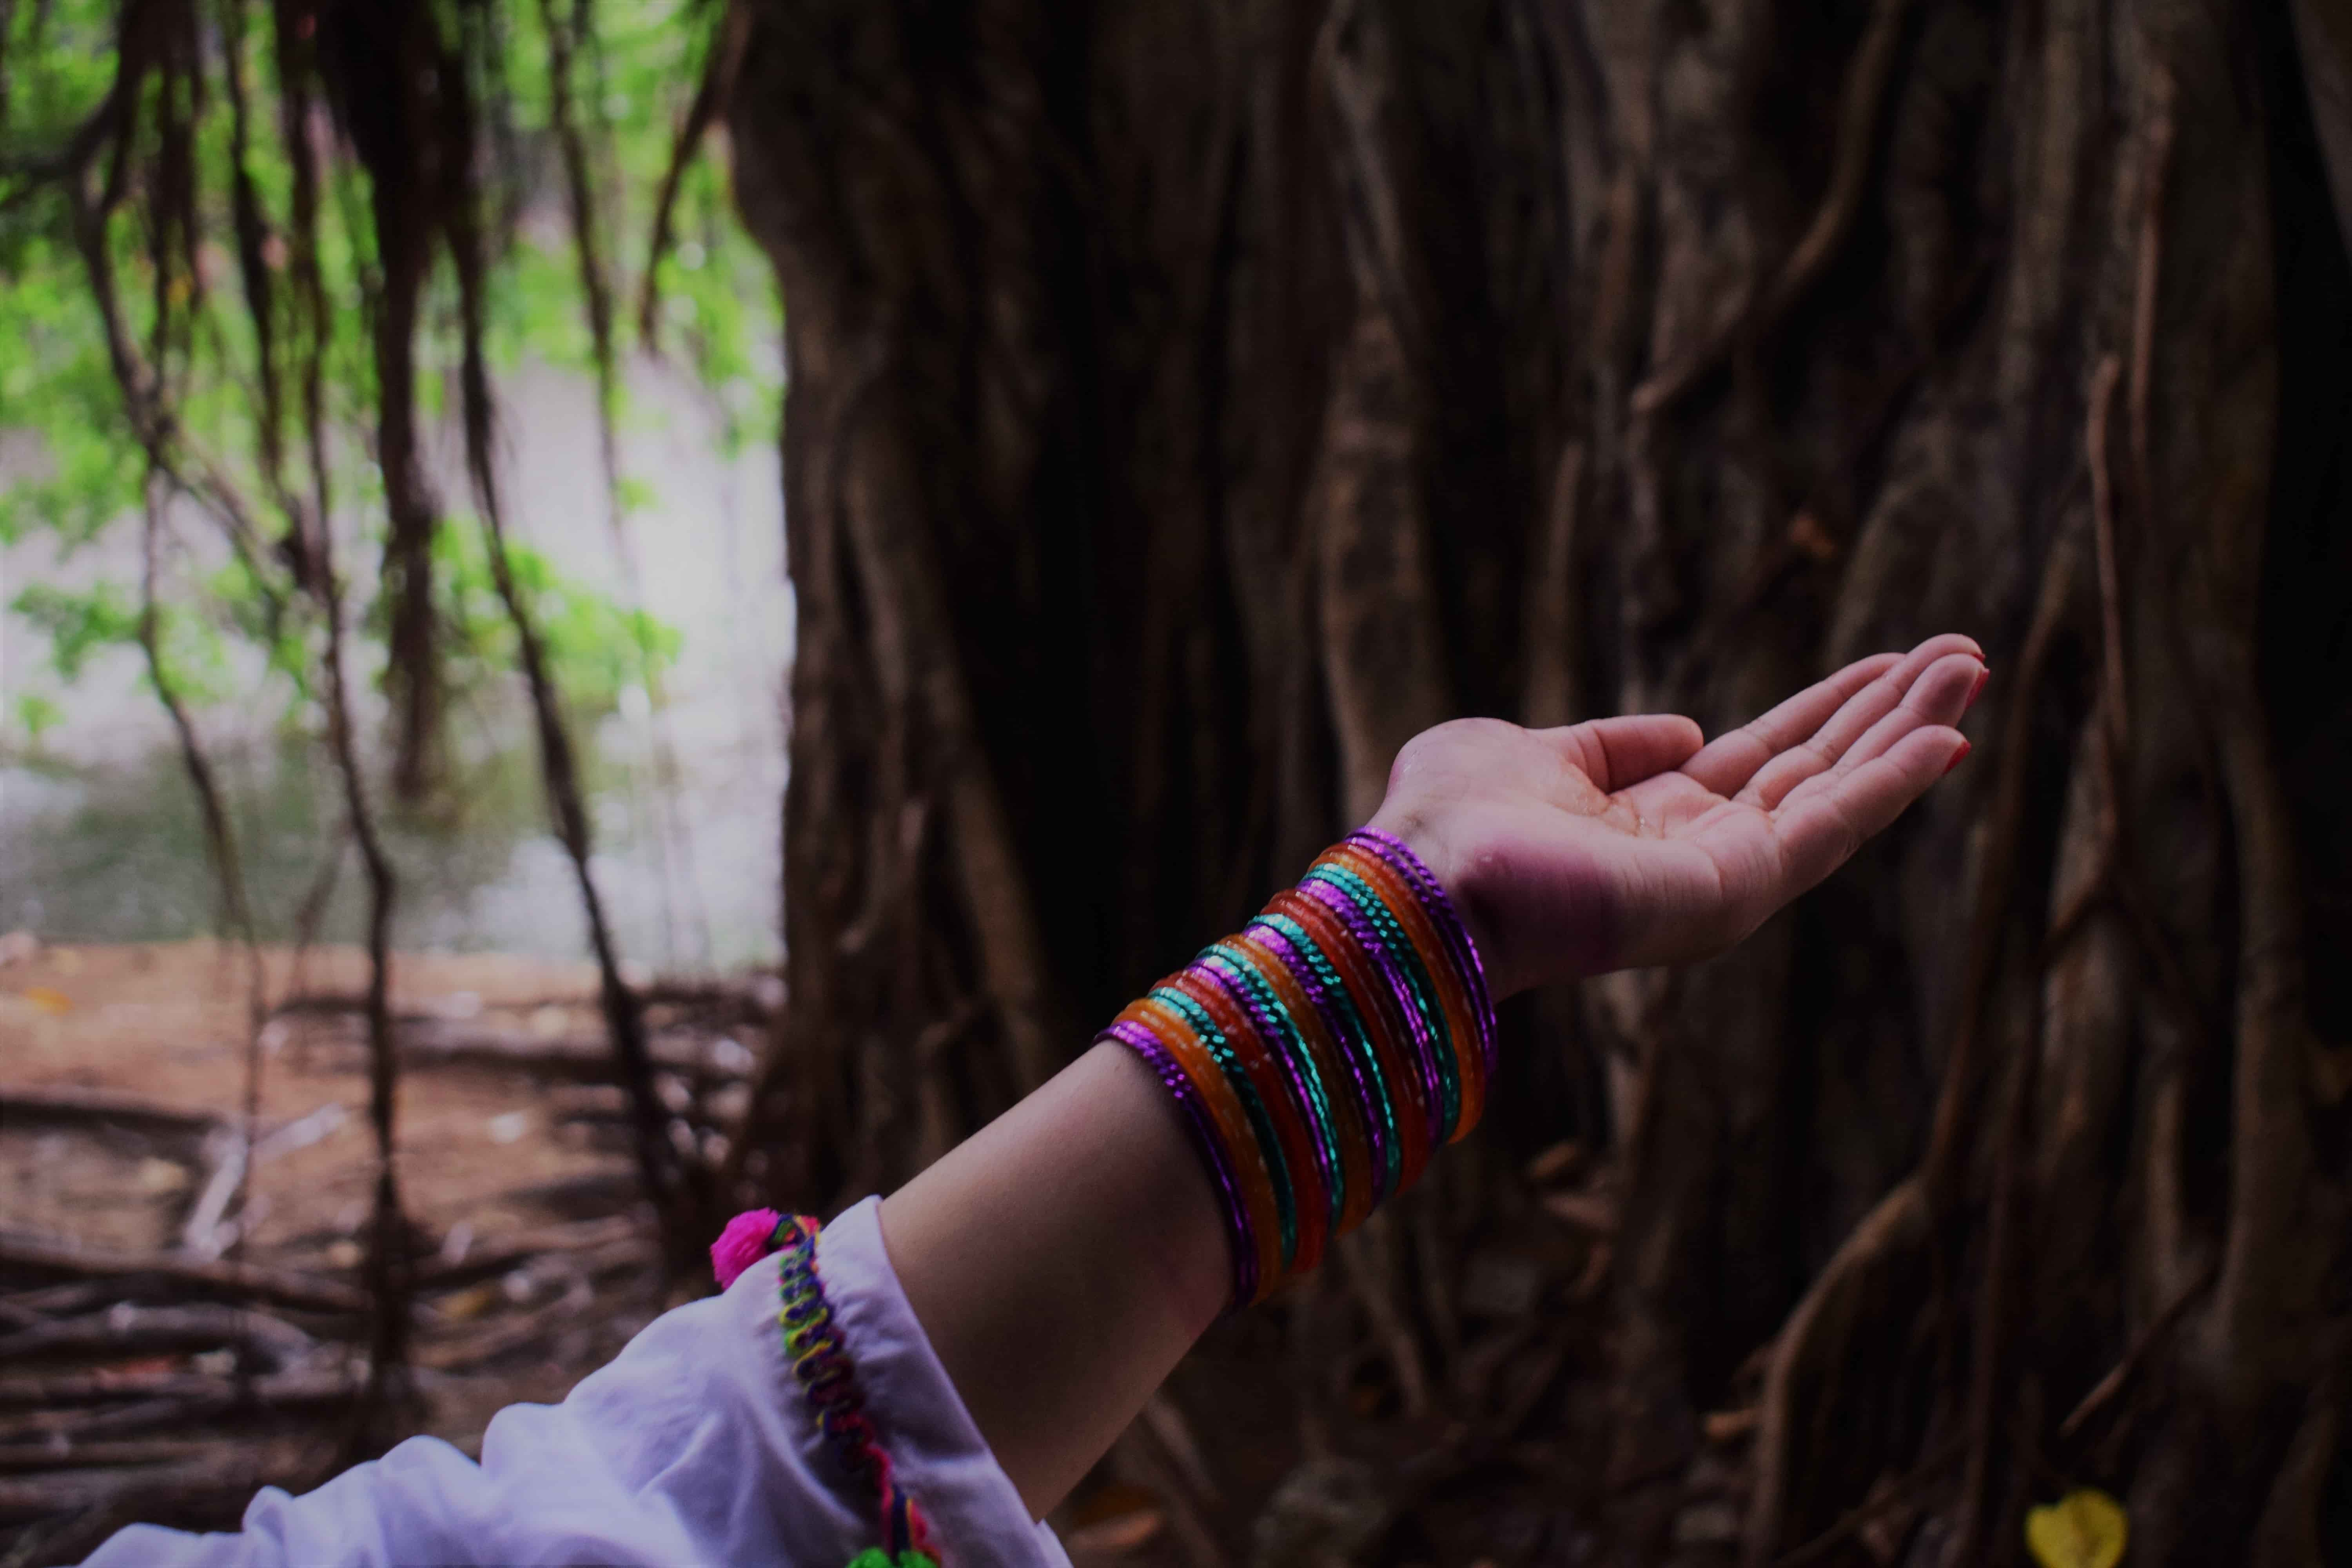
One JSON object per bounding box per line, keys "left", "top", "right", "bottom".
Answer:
{"left": 1944, "top": 739, "right": 1973, "bottom": 775}
{"left": 1967, "top": 666, "right": 1990, "bottom": 708}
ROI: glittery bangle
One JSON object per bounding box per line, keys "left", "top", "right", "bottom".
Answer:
{"left": 1101, "top": 828, "right": 1498, "bottom": 1308}
{"left": 1145, "top": 985, "right": 1300, "bottom": 1275}
{"left": 1250, "top": 915, "right": 1403, "bottom": 1207}
{"left": 1202, "top": 945, "right": 1343, "bottom": 1264}
{"left": 1350, "top": 829, "right": 1497, "bottom": 1078}
{"left": 1301, "top": 864, "right": 1459, "bottom": 1138}
{"left": 1108, "top": 1020, "right": 1258, "bottom": 1306}
{"left": 1323, "top": 842, "right": 1486, "bottom": 1138}
{"left": 1298, "top": 875, "right": 1456, "bottom": 1146}
{"left": 1239, "top": 921, "right": 1396, "bottom": 1217}
{"left": 1264, "top": 889, "right": 1434, "bottom": 1192}
{"left": 1162, "top": 969, "right": 1319, "bottom": 1273}
{"left": 1124, "top": 997, "right": 1284, "bottom": 1299}
{"left": 1214, "top": 936, "right": 1372, "bottom": 1238}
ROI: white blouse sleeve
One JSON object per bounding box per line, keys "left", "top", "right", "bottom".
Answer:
{"left": 80, "top": 1197, "right": 1070, "bottom": 1568}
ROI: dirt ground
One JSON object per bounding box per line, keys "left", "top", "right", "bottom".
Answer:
{"left": 0, "top": 938, "right": 665, "bottom": 1456}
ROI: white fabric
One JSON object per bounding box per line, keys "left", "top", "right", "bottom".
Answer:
{"left": 82, "top": 1198, "right": 1069, "bottom": 1568}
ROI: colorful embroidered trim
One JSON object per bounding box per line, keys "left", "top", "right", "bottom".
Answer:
{"left": 1101, "top": 829, "right": 1498, "bottom": 1308}
{"left": 711, "top": 1210, "right": 941, "bottom": 1566}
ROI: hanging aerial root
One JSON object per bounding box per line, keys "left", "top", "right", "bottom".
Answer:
{"left": 1632, "top": 0, "right": 1916, "bottom": 420}
{"left": 137, "top": 485, "right": 271, "bottom": 1259}
{"left": 1740, "top": 1177, "right": 1931, "bottom": 1567}
{"left": 1744, "top": 526, "right": 2088, "bottom": 1563}
{"left": 639, "top": 0, "right": 746, "bottom": 350}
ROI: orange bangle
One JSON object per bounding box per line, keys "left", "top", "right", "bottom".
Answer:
{"left": 1125, "top": 997, "right": 1285, "bottom": 1299}
{"left": 1266, "top": 887, "right": 1433, "bottom": 1194}
{"left": 1165, "top": 968, "right": 1329, "bottom": 1275}
{"left": 1228, "top": 931, "right": 1376, "bottom": 1237}
{"left": 1325, "top": 842, "right": 1485, "bottom": 1139}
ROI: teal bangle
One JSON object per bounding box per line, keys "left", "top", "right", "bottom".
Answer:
{"left": 1149, "top": 982, "right": 1301, "bottom": 1270}
{"left": 1254, "top": 912, "right": 1405, "bottom": 1204}
{"left": 1203, "top": 942, "right": 1347, "bottom": 1241}
{"left": 1302, "top": 865, "right": 1461, "bottom": 1141}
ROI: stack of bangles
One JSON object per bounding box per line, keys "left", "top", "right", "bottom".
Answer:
{"left": 1101, "top": 828, "right": 1497, "bottom": 1308}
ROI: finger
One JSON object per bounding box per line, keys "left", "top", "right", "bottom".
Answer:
{"left": 1545, "top": 714, "right": 1705, "bottom": 793}
{"left": 1815, "top": 652, "right": 1983, "bottom": 783}
{"left": 1739, "top": 649, "right": 1984, "bottom": 809}
{"left": 1677, "top": 652, "right": 1902, "bottom": 796}
{"left": 1678, "top": 633, "right": 1980, "bottom": 796}
{"left": 1769, "top": 725, "right": 1968, "bottom": 894}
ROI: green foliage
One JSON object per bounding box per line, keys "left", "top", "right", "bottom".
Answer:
{"left": 0, "top": 0, "right": 778, "bottom": 745}
{"left": 12, "top": 581, "right": 140, "bottom": 681}
{"left": 0, "top": 230, "right": 146, "bottom": 552}
{"left": 13, "top": 693, "right": 65, "bottom": 740}
{"left": 430, "top": 518, "right": 681, "bottom": 720}
{"left": 12, "top": 574, "right": 236, "bottom": 706}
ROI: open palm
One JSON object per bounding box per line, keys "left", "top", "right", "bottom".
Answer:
{"left": 1368, "top": 635, "right": 1986, "bottom": 997}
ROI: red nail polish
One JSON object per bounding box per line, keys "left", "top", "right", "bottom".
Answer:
{"left": 1944, "top": 739, "right": 1973, "bottom": 775}
{"left": 1967, "top": 666, "right": 1990, "bottom": 708}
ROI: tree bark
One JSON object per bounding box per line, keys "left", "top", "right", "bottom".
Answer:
{"left": 728, "top": 0, "right": 2352, "bottom": 1559}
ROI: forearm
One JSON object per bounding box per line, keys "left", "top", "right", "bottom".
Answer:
{"left": 880, "top": 1041, "right": 1228, "bottom": 1516}
{"left": 879, "top": 827, "right": 1494, "bottom": 1519}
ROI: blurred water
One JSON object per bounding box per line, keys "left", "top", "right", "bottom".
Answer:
{"left": 0, "top": 354, "right": 791, "bottom": 971}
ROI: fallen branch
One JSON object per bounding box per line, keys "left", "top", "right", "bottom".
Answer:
{"left": 0, "top": 1236, "right": 365, "bottom": 1315}
{"left": 416, "top": 1283, "right": 598, "bottom": 1374}
{"left": 0, "top": 1438, "right": 227, "bottom": 1474}
{"left": 0, "top": 1366, "right": 354, "bottom": 1412}
{"left": 0, "top": 1394, "right": 241, "bottom": 1448}
{"left": 411, "top": 1216, "right": 649, "bottom": 1292}
{"left": 546, "top": 1084, "right": 630, "bottom": 1124}
{"left": 0, "top": 1437, "right": 321, "bottom": 1525}
{"left": 0, "top": 1305, "right": 316, "bottom": 1374}
{"left": 286, "top": 1015, "right": 735, "bottom": 1086}
{"left": 0, "top": 1282, "right": 138, "bottom": 1322}
{"left": 0, "top": 1088, "right": 223, "bottom": 1143}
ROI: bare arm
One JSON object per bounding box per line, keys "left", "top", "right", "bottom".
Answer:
{"left": 881, "top": 634, "right": 1985, "bottom": 1516}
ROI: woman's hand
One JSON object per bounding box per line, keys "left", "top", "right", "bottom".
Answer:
{"left": 1367, "top": 634, "right": 1987, "bottom": 998}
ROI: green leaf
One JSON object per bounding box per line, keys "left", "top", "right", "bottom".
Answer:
{"left": 13, "top": 693, "right": 64, "bottom": 740}
{"left": 13, "top": 581, "right": 140, "bottom": 681}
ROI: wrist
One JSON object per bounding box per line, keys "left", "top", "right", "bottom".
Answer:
{"left": 1360, "top": 802, "right": 1516, "bottom": 1002}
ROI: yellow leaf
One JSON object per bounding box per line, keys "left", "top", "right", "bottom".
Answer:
{"left": 2026, "top": 1488, "right": 2128, "bottom": 1568}
{"left": 22, "top": 986, "right": 72, "bottom": 1015}
{"left": 435, "top": 1281, "right": 503, "bottom": 1322}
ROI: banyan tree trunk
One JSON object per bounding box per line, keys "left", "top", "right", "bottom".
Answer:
{"left": 724, "top": 0, "right": 2352, "bottom": 1560}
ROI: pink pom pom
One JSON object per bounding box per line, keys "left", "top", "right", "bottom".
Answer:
{"left": 711, "top": 1208, "right": 786, "bottom": 1289}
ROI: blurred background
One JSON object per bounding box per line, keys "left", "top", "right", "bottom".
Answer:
{"left": 2, "top": 2, "right": 2349, "bottom": 1565}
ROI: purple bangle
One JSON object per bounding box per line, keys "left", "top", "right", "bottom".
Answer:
{"left": 1105, "top": 1020, "right": 1259, "bottom": 1307}
{"left": 1276, "top": 887, "right": 1428, "bottom": 1144}
{"left": 1349, "top": 828, "right": 1496, "bottom": 1047}
{"left": 1349, "top": 828, "right": 1499, "bottom": 1078}
{"left": 1246, "top": 920, "right": 1399, "bottom": 1207}
{"left": 1299, "top": 877, "right": 1451, "bottom": 1148}
{"left": 1304, "top": 862, "right": 1462, "bottom": 1138}
{"left": 1300, "top": 879, "right": 1448, "bottom": 1150}
{"left": 1200, "top": 949, "right": 1343, "bottom": 1241}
